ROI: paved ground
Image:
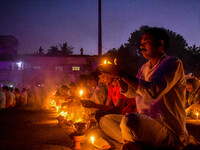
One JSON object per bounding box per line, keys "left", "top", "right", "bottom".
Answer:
{"left": 0, "top": 107, "right": 200, "bottom": 150}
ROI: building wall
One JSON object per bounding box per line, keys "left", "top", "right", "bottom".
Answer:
{"left": 0, "top": 55, "right": 99, "bottom": 88}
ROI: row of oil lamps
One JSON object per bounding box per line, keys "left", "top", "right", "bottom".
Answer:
{"left": 48, "top": 59, "right": 116, "bottom": 149}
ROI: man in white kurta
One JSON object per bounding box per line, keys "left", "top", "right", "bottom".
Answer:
{"left": 99, "top": 27, "right": 194, "bottom": 149}
{"left": 120, "top": 54, "right": 188, "bottom": 148}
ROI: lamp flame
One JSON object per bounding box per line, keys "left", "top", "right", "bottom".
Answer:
{"left": 90, "top": 136, "right": 95, "bottom": 144}
{"left": 79, "top": 90, "right": 83, "bottom": 97}
{"left": 58, "top": 111, "right": 68, "bottom": 118}
{"left": 56, "top": 106, "right": 59, "bottom": 112}
{"left": 75, "top": 117, "right": 83, "bottom": 123}
{"left": 103, "top": 60, "right": 112, "bottom": 64}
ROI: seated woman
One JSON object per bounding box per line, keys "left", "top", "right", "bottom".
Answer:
{"left": 185, "top": 78, "right": 200, "bottom": 118}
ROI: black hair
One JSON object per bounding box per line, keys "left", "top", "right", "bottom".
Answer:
{"left": 69, "top": 82, "right": 77, "bottom": 88}
{"left": 144, "top": 27, "right": 169, "bottom": 51}
{"left": 14, "top": 88, "right": 19, "bottom": 92}
{"left": 186, "top": 78, "right": 200, "bottom": 89}
{"left": 61, "top": 85, "right": 69, "bottom": 90}
{"left": 89, "top": 69, "right": 101, "bottom": 81}
{"left": 3, "top": 86, "right": 9, "bottom": 91}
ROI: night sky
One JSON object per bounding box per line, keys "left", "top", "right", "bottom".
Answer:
{"left": 0, "top": 0, "right": 200, "bottom": 55}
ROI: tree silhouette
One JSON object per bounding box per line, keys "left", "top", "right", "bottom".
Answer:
{"left": 185, "top": 45, "right": 200, "bottom": 76}
{"left": 59, "top": 42, "right": 73, "bottom": 56}
{"left": 104, "top": 25, "right": 200, "bottom": 76}
{"left": 47, "top": 46, "right": 60, "bottom": 56}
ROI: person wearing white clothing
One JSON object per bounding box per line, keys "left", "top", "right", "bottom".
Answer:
{"left": 0, "top": 89, "right": 6, "bottom": 109}
{"left": 99, "top": 27, "right": 199, "bottom": 149}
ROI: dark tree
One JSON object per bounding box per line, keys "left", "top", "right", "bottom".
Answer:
{"left": 104, "top": 25, "right": 199, "bottom": 76}
{"left": 104, "top": 48, "right": 118, "bottom": 60}
{"left": 47, "top": 46, "right": 60, "bottom": 56}
{"left": 185, "top": 45, "right": 200, "bottom": 76}
{"left": 59, "top": 42, "right": 73, "bottom": 56}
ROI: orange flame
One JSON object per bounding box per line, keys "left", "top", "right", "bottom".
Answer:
{"left": 90, "top": 136, "right": 95, "bottom": 144}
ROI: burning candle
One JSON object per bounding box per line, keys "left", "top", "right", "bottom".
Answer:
{"left": 59, "top": 111, "right": 68, "bottom": 118}
{"left": 56, "top": 106, "right": 59, "bottom": 112}
{"left": 196, "top": 112, "right": 199, "bottom": 120}
{"left": 90, "top": 136, "right": 95, "bottom": 144}
{"left": 103, "top": 60, "right": 112, "bottom": 65}
{"left": 79, "top": 90, "right": 83, "bottom": 98}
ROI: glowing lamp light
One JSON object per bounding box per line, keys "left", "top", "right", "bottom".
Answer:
{"left": 114, "top": 58, "right": 117, "bottom": 65}
{"left": 16, "top": 62, "right": 22, "bottom": 67}
{"left": 103, "top": 59, "right": 112, "bottom": 65}
{"left": 196, "top": 112, "right": 199, "bottom": 120}
{"left": 75, "top": 117, "right": 83, "bottom": 123}
{"left": 59, "top": 111, "right": 68, "bottom": 118}
{"left": 90, "top": 136, "right": 95, "bottom": 144}
{"left": 16, "top": 61, "right": 23, "bottom": 70}
{"left": 103, "top": 60, "right": 112, "bottom": 65}
{"left": 79, "top": 90, "right": 83, "bottom": 97}
{"left": 56, "top": 106, "right": 59, "bottom": 112}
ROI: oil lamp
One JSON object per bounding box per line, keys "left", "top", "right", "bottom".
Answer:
{"left": 70, "top": 122, "right": 88, "bottom": 149}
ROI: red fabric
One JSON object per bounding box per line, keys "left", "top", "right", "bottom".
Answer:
{"left": 107, "top": 83, "right": 126, "bottom": 106}
{"left": 107, "top": 83, "right": 137, "bottom": 114}
{"left": 6, "top": 96, "right": 10, "bottom": 107}
{"left": 122, "top": 98, "right": 137, "bottom": 114}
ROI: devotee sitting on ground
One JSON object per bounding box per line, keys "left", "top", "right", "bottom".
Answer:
{"left": 13, "top": 88, "right": 22, "bottom": 107}
{"left": 98, "top": 27, "right": 199, "bottom": 149}
{"left": 87, "top": 70, "right": 108, "bottom": 104}
{"left": 0, "top": 87, "right": 6, "bottom": 109}
{"left": 185, "top": 78, "right": 200, "bottom": 118}
{"left": 68, "top": 82, "right": 78, "bottom": 99}
{"left": 58, "top": 85, "right": 70, "bottom": 100}
{"left": 9, "top": 87, "right": 16, "bottom": 107}
{"left": 81, "top": 70, "right": 108, "bottom": 117}
{"left": 21, "top": 88, "right": 28, "bottom": 105}
{"left": 81, "top": 72, "right": 136, "bottom": 123}
{"left": 2, "top": 86, "right": 11, "bottom": 107}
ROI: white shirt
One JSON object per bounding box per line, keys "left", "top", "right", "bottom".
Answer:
{"left": 89, "top": 82, "right": 108, "bottom": 104}
{"left": 125, "top": 54, "right": 188, "bottom": 142}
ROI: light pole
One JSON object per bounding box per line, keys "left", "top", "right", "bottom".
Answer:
{"left": 98, "top": 0, "right": 102, "bottom": 56}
